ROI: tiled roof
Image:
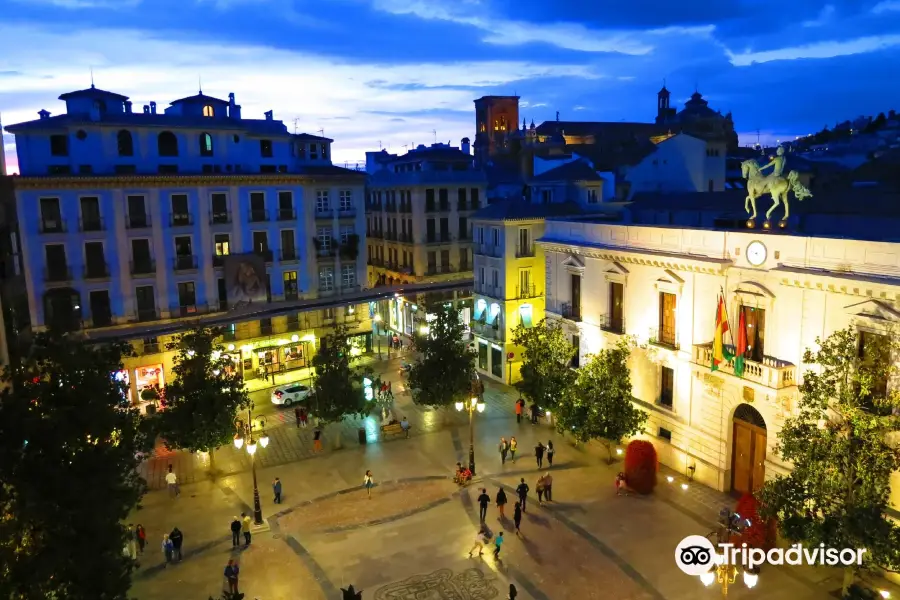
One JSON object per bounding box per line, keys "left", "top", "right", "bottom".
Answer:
{"left": 472, "top": 199, "right": 588, "bottom": 221}
{"left": 169, "top": 93, "right": 229, "bottom": 105}
{"left": 531, "top": 159, "right": 603, "bottom": 182}
{"left": 293, "top": 132, "right": 333, "bottom": 143}
{"left": 58, "top": 86, "right": 129, "bottom": 101}
{"left": 5, "top": 113, "right": 289, "bottom": 135}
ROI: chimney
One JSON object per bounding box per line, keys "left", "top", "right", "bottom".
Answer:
{"left": 38, "top": 109, "right": 51, "bottom": 120}
{"left": 124, "top": 101, "right": 133, "bottom": 114}
{"left": 149, "top": 101, "right": 157, "bottom": 114}
{"left": 143, "top": 105, "right": 150, "bottom": 114}
{"left": 461, "top": 137, "right": 470, "bottom": 155}
{"left": 264, "top": 110, "right": 273, "bottom": 121}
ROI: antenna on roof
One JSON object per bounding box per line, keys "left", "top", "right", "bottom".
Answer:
{"left": 378, "top": 140, "right": 382, "bottom": 149}
{"left": 432, "top": 129, "right": 436, "bottom": 144}
{"left": 90, "top": 66, "right": 94, "bottom": 88}
{"left": 198, "top": 75, "right": 202, "bottom": 95}
{"left": 318, "top": 128, "right": 324, "bottom": 137}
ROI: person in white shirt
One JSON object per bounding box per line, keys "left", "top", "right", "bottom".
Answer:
{"left": 165, "top": 465, "right": 179, "bottom": 497}
{"left": 468, "top": 526, "right": 488, "bottom": 557}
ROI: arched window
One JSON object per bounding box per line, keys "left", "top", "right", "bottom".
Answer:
{"left": 199, "top": 132, "right": 213, "bottom": 157}
{"left": 117, "top": 130, "right": 134, "bottom": 157}
{"left": 158, "top": 131, "right": 178, "bottom": 157}
{"left": 203, "top": 104, "right": 214, "bottom": 117}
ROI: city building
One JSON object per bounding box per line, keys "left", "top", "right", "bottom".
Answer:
{"left": 537, "top": 184, "right": 900, "bottom": 501}
{"left": 4, "top": 85, "right": 370, "bottom": 404}
{"left": 365, "top": 141, "right": 486, "bottom": 336}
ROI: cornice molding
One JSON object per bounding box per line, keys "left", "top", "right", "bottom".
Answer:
{"left": 13, "top": 172, "right": 366, "bottom": 190}
{"left": 541, "top": 241, "right": 731, "bottom": 275}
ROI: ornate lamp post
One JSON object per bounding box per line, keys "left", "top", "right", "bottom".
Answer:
{"left": 233, "top": 404, "right": 270, "bottom": 526}
{"left": 455, "top": 395, "right": 485, "bottom": 475}
{"left": 699, "top": 556, "right": 758, "bottom": 596}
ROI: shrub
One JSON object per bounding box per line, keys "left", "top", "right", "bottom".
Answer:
{"left": 733, "top": 493, "right": 776, "bottom": 550}
{"left": 624, "top": 440, "right": 657, "bottom": 494}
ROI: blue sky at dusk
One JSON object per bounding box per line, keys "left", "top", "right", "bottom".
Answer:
{"left": 2, "top": 0, "right": 900, "bottom": 171}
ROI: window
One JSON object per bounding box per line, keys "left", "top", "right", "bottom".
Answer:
{"left": 278, "top": 191, "right": 294, "bottom": 219}
{"left": 659, "top": 366, "right": 674, "bottom": 408}
{"left": 427, "top": 251, "right": 436, "bottom": 272}
{"left": 284, "top": 271, "right": 298, "bottom": 300}
{"left": 708, "top": 180, "right": 714, "bottom": 192}
{"left": 316, "top": 227, "right": 332, "bottom": 252}
{"left": 459, "top": 247, "right": 469, "bottom": 270}
{"left": 135, "top": 285, "right": 156, "bottom": 321}
{"left": 492, "top": 269, "right": 499, "bottom": 289}
{"left": 541, "top": 189, "right": 552, "bottom": 203}
{"left": 341, "top": 264, "right": 355, "bottom": 287}
{"left": 171, "top": 194, "right": 190, "bottom": 225}
{"left": 131, "top": 239, "right": 152, "bottom": 273}
{"left": 425, "top": 189, "right": 435, "bottom": 211}
{"left": 570, "top": 335, "right": 580, "bottom": 368}
{"left": 249, "top": 192, "right": 266, "bottom": 221}
{"left": 89, "top": 290, "right": 112, "bottom": 327}
{"left": 587, "top": 188, "right": 598, "bottom": 204}
{"left": 203, "top": 104, "right": 214, "bottom": 117}
{"left": 214, "top": 233, "right": 230, "bottom": 266}
{"left": 491, "top": 346, "right": 503, "bottom": 378}
{"left": 321, "top": 143, "right": 328, "bottom": 159}
{"left": 339, "top": 190, "right": 353, "bottom": 211}
{"left": 492, "top": 228, "right": 500, "bottom": 247}
{"left": 218, "top": 278, "right": 228, "bottom": 310}
{"left": 252, "top": 231, "right": 269, "bottom": 255}
{"left": 479, "top": 342, "right": 488, "bottom": 370}
{"left": 84, "top": 242, "right": 106, "bottom": 278}
{"left": 658, "top": 292, "right": 677, "bottom": 348}
{"left": 127, "top": 195, "right": 148, "bottom": 228}
{"left": 440, "top": 249, "right": 450, "bottom": 270}
{"left": 457, "top": 188, "right": 467, "bottom": 210}
{"left": 519, "top": 269, "right": 531, "bottom": 297}
{"left": 570, "top": 274, "right": 582, "bottom": 318}
{"left": 340, "top": 225, "right": 353, "bottom": 244}
{"left": 608, "top": 282, "right": 624, "bottom": 332}
{"left": 177, "top": 281, "right": 197, "bottom": 312}
{"left": 80, "top": 196, "right": 102, "bottom": 231}
{"left": 479, "top": 267, "right": 485, "bottom": 285}
{"left": 50, "top": 134, "right": 68, "bottom": 157}
{"left": 281, "top": 229, "right": 296, "bottom": 260}
{"left": 319, "top": 266, "right": 334, "bottom": 292}
{"left": 310, "top": 144, "right": 319, "bottom": 160}
{"left": 741, "top": 306, "right": 765, "bottom": 362}
{"left": 471, "top": 188, "right": 480, "bottom": 208}
{"left": 200, "top": 132, "right": 213, "bottom": 157}
{"left": 117, "top": 130, "right": 133, "bottom": 157}
{"left": 260, "top": 139, "right": 273, "bottom": 158}
{"left": 210, "top": 193, "right": 228, "bottom": 224}
{"left": 316, "top": 190, "right": 330, "bottom": 213}
{"left": 45, "top": 244, "right": 68, "bottom": 279}
{"left": 158, "top": 131, "right": 178, "bottom": 157}
{"left": 439, "top": 188, "right": 449, "bottom": 210}
{"left": 517, "top": 227, "right": 530, "bottom": 256}
{"left": 658, "top": 427, "right": 672, "bottom": 441}
{"left": 426, "top": 219, "right": 435, "bottom": 242}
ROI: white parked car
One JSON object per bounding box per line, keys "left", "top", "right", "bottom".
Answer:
{"left": 271, "top": 383, "right": 311, "bottom": 406}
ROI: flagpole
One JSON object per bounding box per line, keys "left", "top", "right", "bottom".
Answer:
{"left": 719, "top": 285, "right": 740, "bottom": 376}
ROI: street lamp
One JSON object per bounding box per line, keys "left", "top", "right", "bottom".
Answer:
{"left": 699, "top": 554, "right": 758, "bottom": 596}
{"left": 373, "top": 314, "right": 383, "bottom": 358}
{"left": 455, "top": 396, "right": 485, "bottom": 475}
{"left": 234, "top": 405, "right": 270, "bottom": 526}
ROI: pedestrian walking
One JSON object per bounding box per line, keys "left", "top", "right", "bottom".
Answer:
{"left": 169, "top": 527, "right": 184, "bottom": 561}
{"left": 477, "top": 488, "right": 490, "bottom": 522}
{"left": 536, "top": 475, "right": 546, "bottom": 504}
{"left": 273, "top": 477, "right": 282, "bottom": 504}
{"left": 224, "top": 559, "right": 240, "bottom": 594}
{"left": 294, "top": 406, "right": 302, "bottom": 428}
{"left": 387, "top": 381, "right": 393, "bottom": 399}
{"left": 468, "top": 526, "right": 488, "bottom": 557}
{"left": 400, "top": 416, "right": 410, "bottom": 438}
{"left": 495, "top": 487, "right": 508, "bottom": 519}
{"left": 165, "top": 465, "right": 180, "bottom": 497}
{"left": 126, "top": 524, "right": 138, "bottom": 560}
{"left": 136, "top": 524, "right": 146, "bottom": 554}
{"left": 535, "top": 441, "right": 545, "bottom": 468}
{"left": 515, "top": 398, "right": 523, "bottom": 424}
{"left": 547, "top": 440, "right": 555, "bottom": 466}
{"left": 162, "top": 534, "right": 173, "bottom": 565}
{"left": 529, "top": 402, "right": 539, "bottom": 424}
{"left": 300, "top": 407, "right": 309, "bottom": 427}
{"left": 516, "top": 478, "right": 529, "bottom": 512}
{"left": 364, "top": 470, "right": 374, "bottom": 498}
{"left": 513, "top": 501, "right": 522, "bottom": 535}
{"left": 544, "top": 472, "right": 553, "bottom": 501}
{"left": 241, "top": 513, "right": 252, "bottom": 546}
{"left": 509, "top": 437, "right": 518, "bottom": 462}
{"left": 230, "top": 516, "right": 241, "bottom": 547}
{"left": 493, "top": 531, "right": 504, "bottom": 560}
{"left": 313, "top": 425, "right": 323, "bottom": 453}
{"left": 509, "top": 583, "right": 518, "bottom": 600}
{"left": 498, "top": 437, "right": 509, "bottom": 465}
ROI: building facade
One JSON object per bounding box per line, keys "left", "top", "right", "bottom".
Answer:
{"left": 538, "top": 190, "right": 900, "bottom": 501}
{"left": 365, "top": 142, "right": 486, "bottom": 336}
{"left": 5, "top": 86, "right": 371, "bottom": 403}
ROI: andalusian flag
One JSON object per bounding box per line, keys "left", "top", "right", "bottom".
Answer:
{"left": 734, "top": 309, "right": 748, "bottom": 377}
{"left": 711, "top": 295, "right": 729, "bottom": 371}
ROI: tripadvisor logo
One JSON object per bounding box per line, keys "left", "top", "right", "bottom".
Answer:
{"left": 675, "top": 535, "right": 867, "bottom": 575}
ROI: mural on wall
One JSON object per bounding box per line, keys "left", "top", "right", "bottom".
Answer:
{"left": 224, "top": 253, "right": 268, "bottom": 307}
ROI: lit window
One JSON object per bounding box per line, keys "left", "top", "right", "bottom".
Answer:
{"left": 200, "top": 132, "right": 213, "bottom": 157}
{"left": 316, "top": 227, "right": 332, "bottom": 251}
{"left": 341, "top": 264, "right": 355, "bottom": 287}
{"left": 318, "top": 266, "right": 334, "bottom": 292}
{"left": 203, "top": 105, "right": 214, "bottom": 117}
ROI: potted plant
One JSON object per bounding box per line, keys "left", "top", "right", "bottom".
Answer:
{"left": 141, "top": 387, "right": 160, "bottom": 414}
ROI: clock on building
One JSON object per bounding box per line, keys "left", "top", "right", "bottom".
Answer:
{"left": 746, "top": 241, "right": 767, "bottom": 266}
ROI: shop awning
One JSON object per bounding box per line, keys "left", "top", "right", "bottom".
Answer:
{"left": 473, "top": 299, "right": 486, "bottom": 322}
{"left": 520, "top": 305, "right": 534, "bottom": 328}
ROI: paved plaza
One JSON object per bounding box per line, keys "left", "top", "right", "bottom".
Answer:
{"left": 130, "top": 356, "right": 876, "bottom": 600}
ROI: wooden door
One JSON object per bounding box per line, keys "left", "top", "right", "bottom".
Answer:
{"left": 731, "top": 420, "right": 767, "bottom": 495}
{"left": 751, "top": 430, "right": 767, "bottom": 492}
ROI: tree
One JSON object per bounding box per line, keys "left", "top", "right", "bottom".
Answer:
{"left": 512, "top": 319, "right": 576, "bottom": 410}
{"left": 0, "top": 333, "right": 152, "bottom": 599}
{"left": 408, "top": 304, "right": 475, "bottom": 409}
{"left": 553, "top": 337, "right": 647, "bottom": 461}
{"left": 311, "top": 324, "right": 370, "bottom": 445}
{"left": 155, "top": 326, "right": 250, "bottom": 473}
{"left": 758, "top": 327, "right": 900, "bottom": 597}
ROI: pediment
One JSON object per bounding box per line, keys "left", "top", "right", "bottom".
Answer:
{"left": 662, "top": 269, "right": 684, "bottom": 285}
{"left": 845, "top": 299, "right": 900, "bottom": 322}
{"left": 562, "top": 254, "right": 585, "bottom": 271}
{"left": 605, "top": 261, "right": 629, "bottom": 275}
{"left": 734, "top": 281, "right": 775, "bottom": 299}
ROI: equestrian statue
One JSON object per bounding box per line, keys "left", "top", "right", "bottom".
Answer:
{"left": 741, "top": 146, "right": 813, "bottom": 224}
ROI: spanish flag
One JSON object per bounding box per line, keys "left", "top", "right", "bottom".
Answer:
{"left": 711, "top": 295, "right": 729, "bottom": 371}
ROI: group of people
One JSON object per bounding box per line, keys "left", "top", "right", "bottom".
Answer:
{"left": 293, "top": 406, "right": 324, "bottom": 452}
{"left": 514, "top": 398, "right": 546, "bottom": 425}
{"left": 123, "top": 523, "right": 147, "bottom": 560}
{"left": 498, "top": 437, "right": 554, "bottom": 468}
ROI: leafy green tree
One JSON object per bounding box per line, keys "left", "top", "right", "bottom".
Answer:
{"left": 758, "top": 328, "right": 900, "bottom": 597}
{"left": 0, "top": 333, "right": 152, "bottom": 599}
{"left": 408, "top": 304, "right": 475, "bottom": 409}
{"left": 311, "top": 324, "right": 370, "bottom": 445}
{"left": 554, "top": 337, "right": 647, "bottom": 461}
{"left": 512, "top": 319, "right": 576, "bottom": 410}
{"left": 156, "top": 326, "right": 250, "bottom": 473}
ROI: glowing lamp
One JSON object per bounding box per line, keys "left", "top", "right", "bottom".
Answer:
{"left": 420, "top": 325, "right": 430, "bottom": 335}
{"left": 681, "top": 483, "right": 689, "bottom": 490}
{"left": 259, "top": 434, "right": 270, "bottom": 448}
{"left": 374, "top": 314, "right": 382, "bottom": 322}
{"left": 476, "top": 402, "right": 486, "bottom": 413}
{"left": 743, "top": 571, "right": 758, "bottom": 589}
{"left": 455, "top": 401, "right": 464, "bottom": 411}
{"left": 616, "top": 448, "right": 623, "bottom": 455}
{"left": 187, "top": 350, "right": 196, "bottom": 357}
{"left": 211, "top": 350, "right": 221, "bottom": 361}
{"left": 227, "top": 344, "right": 236, "bottom": 351}
{"left": 233, "top": 434, "right": 244, "bottom": 450}
{"left": 291, "top": 334, "right": 300, "bottom": 343}
{"left": 700, "top": 572, "right": 715, "bottom": 587}
{"left": 246, "top": 441, "right": 257, "bottom": 455}
{"left": 470, "top": 397, "right": 478, "bottom": 407}
{"left": 879, "top": 592, "right": 891, "bottom": 599}
{"left": 213, "top": 369, "right": 221, "bottom": 376}
{"left": 545, "top": 410, "right": 551, "bottom": 418}
{"left": 666, "top": 476, "right": 675, "bottom": 483}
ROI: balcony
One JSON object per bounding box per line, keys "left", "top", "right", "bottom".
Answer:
{"left": 284, "top": 287, "right": 299, "bottom": 301}
{"left": 126, "top": 213, "right": 151, "bottom": 229}
{"left": 366, "top": 201, "right": 383, "bottom": 211}
{"left": 399, "top": 233, "right": 414, "bottom": 243}
{"left": 385, "top": 232, "right": 398, "bottom": 242}
{"left": 370, "top": 230, "right": 383, "bottom": 239}
{"left": 515, "top": 284, "right": 540, "bottom": 299}
{"left": 458, "top": 261, "right": 471, "bottom": 272}
{"left": 474, "top": 244, "right": 502, "bottom": 258}
{"left": 212, "top": 254, "right": 225, "bottom": 268}
{"left": 472, "top": 321, "right": 504, "bottom": 342}
{"left": 176, "top": 303, "right": 208, "bottom": 318}
{"left": 255, "top": 249, "right": 274, "bottom": 263}
{"left": 478, "top": 285, "right": 504, "bottom": 300}
{"left": 400, "top": 202, "right": 412, "bottom": 213}
{"left": 425, "top": 233, "right": 453, "bottom": 245}
{"left": 280, "top": 248, "right": 299, "bottom": 263}
{"left": 80, "top": 217, "right": 105, "bottom": 232}
{"left": 315, "top": 208, "right": 333, "bottom": 219}
{"left": 173, "top": 255, "right": 198, "bottom": 271}
{"left": 369, "top": 257, "right": 384, "bottom": 267}
{"left": 170, "top": 213, "right": 193, "bottom": 227}
{"left": 276, "top": 208, "right": 296, "bottom": 221}
{"left": 425, "top": 203, "right": 436, "bottom": 213}
{"left": 693, "top": 343, "right": 797, "bottom": 389}
{"left": 130, "top": 259, "right": 156, "bottom": 276}
{"left": 316, "top": 248, "right": 337, "bottom": 261}
{"left": 398, "top": 264, "right": 414, "bottom": 275}
{"left": 425, "top": 265, "right": 439, "bottom": 276}
{"left": 44, "top": 267, "right": 72, "bottom": 282}
{"left": 385, "top": 202, "right": 397, "bottom": 212}
{"left": 210, "top": 211, "right": 231, "bottom": 225}
{"left": 39, "top": 219, "right": 67, "bottom": 234}
{"left": 248, "top": 209, "right": 269, "bottom": 222}
{"left": 649, "top": 326, "right": 679, "bottom": 351}
{"left": 547, "top": 301, "right": 581, "bottom": 322}
{"left": 142, "top": 341, "right": 160, "bottom": 354}
{"left": 83, "top": 263, "right": 110, "bottom": 280}
{"left": 136, "top": 307, "right": 160, "bottom": 322}
{"left": 599, "top": 314, "right": 626, "bottom": 335}
{"left": 515, "top": 243, "right": 535, "bottom": 258}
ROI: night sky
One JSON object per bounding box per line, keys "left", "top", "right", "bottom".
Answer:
{"left": 2, "top": 0, "right": 899, "bottom": 170}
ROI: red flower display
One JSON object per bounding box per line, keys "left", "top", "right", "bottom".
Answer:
{"left": 624, "top": 440, "right": 658, "bottom": 494}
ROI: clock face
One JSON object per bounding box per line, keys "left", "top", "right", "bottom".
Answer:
{"left": 746, "top": 241, "right": 767, "bottom": 266}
